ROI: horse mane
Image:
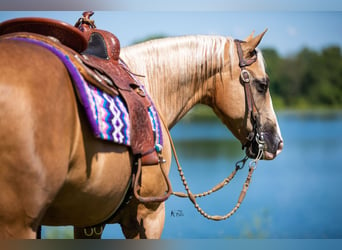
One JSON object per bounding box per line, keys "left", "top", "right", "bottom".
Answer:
{"left": 122, "top": 35, "right": 235, "bottom": 107}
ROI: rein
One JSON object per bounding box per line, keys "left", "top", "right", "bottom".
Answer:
{"left": 170, "top": 128, "right": 263, "bottom": 221}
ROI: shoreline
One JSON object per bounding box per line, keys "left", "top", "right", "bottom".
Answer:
{"left": 183, "top": 105, "right": 342, "bottom": 122}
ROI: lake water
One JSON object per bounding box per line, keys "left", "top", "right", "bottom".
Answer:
{"left": 42, "top": 111, "right": 342, "bottom": 239}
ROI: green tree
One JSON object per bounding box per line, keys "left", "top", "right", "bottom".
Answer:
{"left": 263, "top": 46, "right": 342, "bottom": 109}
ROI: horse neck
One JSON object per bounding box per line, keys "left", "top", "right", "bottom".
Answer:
{"left": 121, "top": 35, "right": 230, "bottom": 128}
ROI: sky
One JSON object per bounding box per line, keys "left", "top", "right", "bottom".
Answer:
{"left": 1, "top": 0, "right": 342, "bottom": 11}
{"left": 0, "top": 1, "right": 341, "bottom": 56}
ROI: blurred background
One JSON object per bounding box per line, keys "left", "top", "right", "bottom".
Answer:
{"left": 0, "top": 8, "right": 341, "bottom": 239}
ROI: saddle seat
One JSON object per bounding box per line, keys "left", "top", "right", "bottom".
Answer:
{"left": 0, "top": 12, "right": 160, "bottom": 165}
{"left": 0, "top": 16, "right": 88, "bottom": 52}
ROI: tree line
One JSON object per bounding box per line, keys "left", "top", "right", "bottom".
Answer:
{"left": 262, "top": 46, "right": 342, "bottom": 110}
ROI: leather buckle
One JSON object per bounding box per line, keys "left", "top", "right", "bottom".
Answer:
{"left": 240, "top": 69, "right": 251, "bottom": 83}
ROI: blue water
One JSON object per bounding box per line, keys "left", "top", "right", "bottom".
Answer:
{"left": 42, "top": 111, "right": 342, "bottom": 239}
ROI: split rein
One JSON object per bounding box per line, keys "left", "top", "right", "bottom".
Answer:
{"left": 169, "top": 127, "right": 264, "bottom": 221}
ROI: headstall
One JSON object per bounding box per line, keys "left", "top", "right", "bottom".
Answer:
{"left": 234, "top": 39, "right": 265, "bottom": 157}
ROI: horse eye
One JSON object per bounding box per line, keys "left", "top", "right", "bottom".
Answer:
{"left": 254, "top": 79, "right": 269, "bottom": 94}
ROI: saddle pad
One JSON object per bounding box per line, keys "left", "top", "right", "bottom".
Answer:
{"left": 82, "top": 83, "right": 131, "bottom": 144}
{"left": 9, "top": 36, "right": 163, "bottom": 148}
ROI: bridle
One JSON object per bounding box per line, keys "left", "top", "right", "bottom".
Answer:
{"left": 235, "top": 39, "right": 266, "bottom": 159}
{"left": 163, "top": 39, "right": 267, "bottom": 221}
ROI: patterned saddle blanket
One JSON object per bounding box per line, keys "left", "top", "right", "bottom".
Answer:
{"left": 79, "top": 76, "right": 163, "bottom": 149}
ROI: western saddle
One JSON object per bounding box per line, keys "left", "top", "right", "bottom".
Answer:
{"left": 0, "top": 11, "right": 159, "bottom": 165}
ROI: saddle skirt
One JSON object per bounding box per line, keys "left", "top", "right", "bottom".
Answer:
{"left": 0, "top": 14, "right": 163, "bottom": 165}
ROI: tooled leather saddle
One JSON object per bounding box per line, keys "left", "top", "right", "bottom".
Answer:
{"left": 0, "top": 11, "right": 160, "bottom": 165}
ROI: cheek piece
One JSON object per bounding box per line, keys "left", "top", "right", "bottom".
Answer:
{"left": 235, "top": 39, "right": 266, "bottom": 159}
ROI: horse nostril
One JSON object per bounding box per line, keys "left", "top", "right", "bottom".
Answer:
{"left": 277, "top": 140, "right": 284, "bottom": 155}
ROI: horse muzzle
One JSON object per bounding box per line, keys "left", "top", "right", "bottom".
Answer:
{"left": 245, "top": 131, "right": 283, "bottom": 160}
{"left": 263, "top": 139, "right": 283, "bottom": 160}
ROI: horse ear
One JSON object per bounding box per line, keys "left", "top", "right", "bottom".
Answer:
{"left": 250, "top": 29, "right": 268, "bottom": 49}
{"left": 244, "top": 30, "right": 255, "bottom": 42}
{"left": 241, "top": 29, "right": 268, "bottom": 56}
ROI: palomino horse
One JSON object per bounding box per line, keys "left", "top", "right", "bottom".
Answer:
{"left": 0, "top": 30, "right": 282, "bottom": 239}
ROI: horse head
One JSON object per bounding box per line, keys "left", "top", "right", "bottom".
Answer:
{"left": 212, "top": 30, "right": 283, "bottom": 160}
